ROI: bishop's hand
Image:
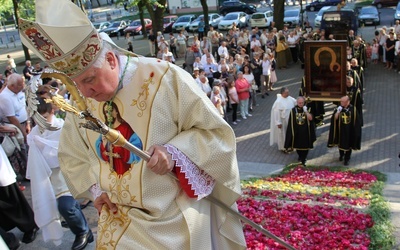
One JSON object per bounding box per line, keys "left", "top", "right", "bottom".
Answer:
{"left": 146, "top": 145, "right": 175, "bottom": 175}
{"left": 337, "top": 106, "right": 343, "bottom": 112}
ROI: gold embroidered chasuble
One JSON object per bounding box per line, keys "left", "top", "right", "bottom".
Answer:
{"left": 59, "top": 56, "right": 246, "bottom": 249}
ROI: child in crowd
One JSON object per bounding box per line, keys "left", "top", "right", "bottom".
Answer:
{"left": 211, "top": 86, "right": 225, "bottom": 118}
{"left": 371, "top": 39, "right": 379, "bottom": 64}
{"left": 227, "top": 78, "right": 240, "bottom": 125}
{"left": 269, "top": 53, "right": 277, "bottom": 91}
{"left": 365, "top": 42, "right": 372, "bottom": 63}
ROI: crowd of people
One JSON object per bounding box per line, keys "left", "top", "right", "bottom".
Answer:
{"left": 1, "top": 3, "right": 399, "bottom": 248}
{"left": 146, "top": 18, "right": 393, "bottom": 166}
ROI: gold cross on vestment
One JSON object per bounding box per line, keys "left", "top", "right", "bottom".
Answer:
{"left": 341, "top": 113, "right": 351, "bottom": 124}
{"left": 104, "top": 151, "right": 121, "bottom": 159}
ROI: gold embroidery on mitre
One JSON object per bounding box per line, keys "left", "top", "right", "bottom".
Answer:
{"left": 19, "top": 18, "right": 102, "bottom": 77}
{"left": 19, "top": 19, "right": 63, "bottom": 60}
{"left": 50, "top": 33, "right": 102, "bottom": 77}
{"left": 131, "top": 72, "right": 155, "bottom": 117}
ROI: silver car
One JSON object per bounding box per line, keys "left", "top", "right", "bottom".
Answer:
{"left": 188, "top": 14, "right": 222, "bottom": 32}
{"left": 172, "top": 14, "right": 197, "bottom": 32}
{"left": 250, "top": 10, "right": 274, "bottom": 28}
{"left": 218, "top": 12, "right": 249, "bottom": 31}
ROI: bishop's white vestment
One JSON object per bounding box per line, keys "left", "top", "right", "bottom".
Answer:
{"left": 59, "top": 55, "right": 247, "bottom": 249}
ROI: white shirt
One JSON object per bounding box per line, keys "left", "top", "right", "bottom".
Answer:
{"left": 201, "top": 53, "right": 216, "bottom": 66}
{"left": 262, "top": 59, "right": 271, "bottom": 75}
{"left": 287, "top": 35, "right": 297, "bottom": 48}
{"left": 0, "top": 145, "right": 17, "bottom": 186}
{"left": 217, "top": 46, "right": 229, "bottom": 59}
{"left": 250, "top": 39, "right": 262, "bottom": 50}
{"left": 0, "top": 87, "right": 28, "bottom": 123}
{"left": 243, "top": 73, "right": 255, "bottom": 85}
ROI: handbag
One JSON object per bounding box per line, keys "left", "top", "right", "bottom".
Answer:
{"left": 1, "top": 135, "right": 19, "bottom": 157}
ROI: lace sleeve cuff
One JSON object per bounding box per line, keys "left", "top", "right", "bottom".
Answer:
{"left": 89, "top": 183, "right": 104, "bottom": 201}
{"left": 165, "top": 144, "right": 215, "bottom": 200}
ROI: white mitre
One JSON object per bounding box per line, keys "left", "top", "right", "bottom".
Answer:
{"left": 19, "top": 0, "right": 103, "bottom": 78}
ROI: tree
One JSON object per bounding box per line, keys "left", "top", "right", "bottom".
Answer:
{"left": 143, "top": 0, "right": 166, "bottom": 35}
{"left": 137, "top": 1, "right": 147, "bottom": 39}
{"left": 200, "top": 0, "right": 209, "bottom": 33}
{"left": 273, "top": 0, "right": 285, "bottom": 30}
{"left": 11, "top": 0, "right": 30, "bottom": 60}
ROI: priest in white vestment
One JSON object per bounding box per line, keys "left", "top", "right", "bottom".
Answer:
{"left": 270, "top": 87, "right": 296, "bottom": 151}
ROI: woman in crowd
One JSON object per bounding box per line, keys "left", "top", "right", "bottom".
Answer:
{"left": 235, "top": 71, "right": 252, "bottom": 120}
{"left": 242, "top": 65, "right": 257, "bottom": 111}
{"left": 227, "top": 78, "right": 240, "bottom": 125}
{"left": 177, "top": 30, "right": 187, "bottom": 58}
{"left": 384, "top": 31, "right": 396, "bottom": 70}
{"left": 276, "top": 35, "right": 288, "bottom": 69}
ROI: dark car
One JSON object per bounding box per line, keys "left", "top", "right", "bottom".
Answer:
{"left": 372, "top": 0, "right": 399, "bottom": 8}
{"left": 101, "top": 21, "right": 127, "bottom": 37}
{"left": 219, "top": 0, "right": 257, "bottom": 16}
{"left": 124, "top": 19, "right": 152, "bottom": 35}
{"left": 358, "top": 6, "right": 380, "bottom": 26}
{"left": 305, "top": 0, "right": 343, "bottom": 11}
{"left": 320, "top": 8, "right": 358, "bottom": 40}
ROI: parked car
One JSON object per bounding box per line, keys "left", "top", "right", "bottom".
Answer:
{"left": 219, "top": 0, "right": 257, "bottom": 16}
{"left": 358, "top": 6, "right": 380, "bottom": 26}
{"left": 101, "top": 20, "right": 127, "bottom": 37}
{"left": 189, "top": 14, "right": 222, "bottom": 32}
{"left": 93, "top": 21, "right": 111, "bottom": 32}
{"left": 320, "top": 7, "right": 358, "bottom": 40}
{"left": 124, "top": 19, "right": 152, "bottom": 35}
{"left": 372, "top": 0, "right": 399, "bottom": 8}
{"left": 172, "top": 14, "right": 197, "bottom": 32}
{"left": 314, "top": 6, "right": 332, "bottom": 28}
{"left": 218, "top": 11, "right": 249, "bottom": 30}
{"left": 163, "top": 15, "right": 178, "bottom": 33}
{"left": 283, "top": 9, "right": 301, "bottom": 27}
{"left": 305, "top": 0, "right": 342, "bottom": 11}
{"left": 394, "top": 2, "right": 400, "bottom": 22}
{"left": 250, "top": 10, "right": 274, "bottom": 28}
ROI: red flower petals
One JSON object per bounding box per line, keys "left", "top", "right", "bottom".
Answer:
{"left": 239, "top": 167, "right": 377, "bottom": 249}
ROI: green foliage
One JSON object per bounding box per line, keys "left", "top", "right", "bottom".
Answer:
{"left": 0, "top": 0, "right": 35, "bottom": 21}
{"left": 367, "top": 187, "right": 396, "bottom": 249}
{"left": 0, "top": 0, "right": 13, "bottom": 15}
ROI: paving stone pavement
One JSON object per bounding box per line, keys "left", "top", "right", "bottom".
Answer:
{"left": 2, "top": 35, "right": 400, "bottom": 249}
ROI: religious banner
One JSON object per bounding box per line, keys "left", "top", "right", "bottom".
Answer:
{"left": 304, "top": 40, "right": 347, "bottom": 101}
